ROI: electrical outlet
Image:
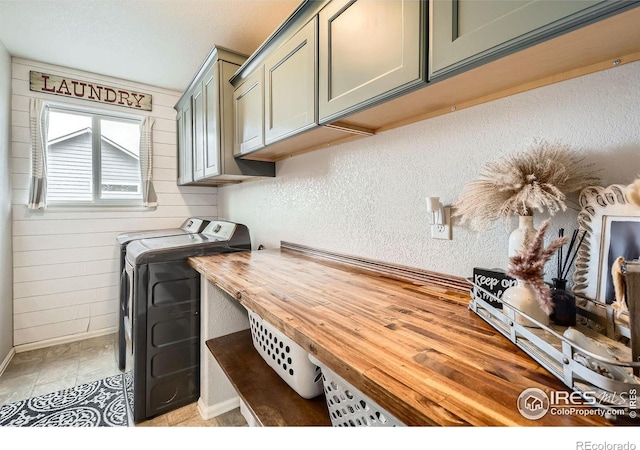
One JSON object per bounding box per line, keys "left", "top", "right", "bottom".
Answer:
{"left": 431, "top": 207, "right": 452, "bottom": 240}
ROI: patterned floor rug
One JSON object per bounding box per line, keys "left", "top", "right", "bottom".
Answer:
{"left": 0, "top": 373, "right": 130, "bottom": 427}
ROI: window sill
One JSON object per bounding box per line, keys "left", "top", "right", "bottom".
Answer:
{"left": 41, "top": 203, "right": 157, "bottom": 213}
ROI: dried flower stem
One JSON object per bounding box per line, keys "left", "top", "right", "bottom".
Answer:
{"left": 507, "top": 219, "right": 569, "bottom": 315}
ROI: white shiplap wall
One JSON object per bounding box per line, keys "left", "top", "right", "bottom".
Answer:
{"left": 11, "top": 58, "right": 218, "bottom": 347}
{"left": 0, "top": 40, "right": 13, "bottom": 363}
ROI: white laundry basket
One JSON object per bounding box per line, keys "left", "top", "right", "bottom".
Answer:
{"left": 309, "top": 355, "right": 405, "bottom": 427}
{"left": 247, "top": 309, "right": 323, "bottom": 399}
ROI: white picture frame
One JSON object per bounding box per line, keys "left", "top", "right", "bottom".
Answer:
{"left": 573, "top": 184, "right": 640, "bottom": 304}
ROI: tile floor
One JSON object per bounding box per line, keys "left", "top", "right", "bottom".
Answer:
{"left": 0, "top": 333, "right": 247, "bottom": 427}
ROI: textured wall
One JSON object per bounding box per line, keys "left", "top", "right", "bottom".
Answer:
{"left": 0, "top": 40, "right": 13, "bottom": 361}
{"left": 219, "top": 61, "right": 640, "bottom": 280}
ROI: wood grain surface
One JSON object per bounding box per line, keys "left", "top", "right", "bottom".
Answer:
{"left": 189, "top": 247, "right": 612, "bottom": 426}
{"left": 206, "top": 330, "right": 332, "bottom": 426}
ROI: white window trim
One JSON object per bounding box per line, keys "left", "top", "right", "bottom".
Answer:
{"left": 45, "top": 102, "right": 147, "bottom": 208}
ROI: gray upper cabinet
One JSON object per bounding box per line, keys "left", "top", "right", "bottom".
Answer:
{"left": 318, "top": 0, "right": 427, "bottom": 124}
{"left": 176, "top": 100, "right": 193, "bottom": 185}
{"left": 233, "top": 66, "right": 265, "bottom": 156}
{"left": 175, "top": 47, "right": 275, "bottom": 186}
{"left": 191, "top": 84, "right": 206, "bottom": 181}
{"left": 264, "top": 17, "right": 318, "bottom": 146}
{"left": 430, "top": 0, "right": 637, "bottom": 79}
{"left": 225, "top": 0, "right": 639, "bottom": 162}
{"left": 202, "top": 62, "right": 222, "bottom": 178}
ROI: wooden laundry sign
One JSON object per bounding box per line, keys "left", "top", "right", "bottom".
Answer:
{"left": 29, "top": 71, "right": 152, "bottom": 111}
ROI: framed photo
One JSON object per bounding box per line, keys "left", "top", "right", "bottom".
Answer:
{"left": 600, "top": 217, "right": 640, "bottom": 303}
{"left": 573, "top": 184, "right": 640, "bottom": 304}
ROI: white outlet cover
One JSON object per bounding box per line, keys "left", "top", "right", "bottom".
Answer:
{"left": 431, "top": 207, "right": 452, "bottom": 240}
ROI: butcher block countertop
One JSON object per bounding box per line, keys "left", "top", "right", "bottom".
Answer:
{"left": 188, "top": 244, "right": 610, "bottom": 426}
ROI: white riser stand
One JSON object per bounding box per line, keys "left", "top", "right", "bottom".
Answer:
{"left": 198, "top": 277, "right": 250, "bottom": 420}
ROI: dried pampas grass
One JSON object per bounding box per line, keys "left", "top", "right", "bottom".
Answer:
{"left": 453, "top": 140, "right": 599, "bottom": 231}
{"left": 508, "top": 219, "right": 568, "bottom": 315}
{"left": 626, "top": 177, "right": 640, "bottom": 208}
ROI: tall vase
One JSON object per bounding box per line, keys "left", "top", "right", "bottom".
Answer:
{"left": 502, "top": 280, "right": 549, "bottom": 328}
{"left": 508, "top": 215, "right": 536, "bottom": 258}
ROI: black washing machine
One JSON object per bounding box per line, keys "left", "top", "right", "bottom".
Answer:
{"left": 115, "top": 218, "right": 210, "bottom": 370}
{"left": 122, "top": 220, "right": 251, "bottom": 423}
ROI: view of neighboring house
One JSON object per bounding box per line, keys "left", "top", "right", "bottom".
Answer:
{"left": 47, "top": 128, "right": 142, "bottom": 202}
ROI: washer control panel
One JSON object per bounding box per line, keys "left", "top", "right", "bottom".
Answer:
{"left": 182, "top": 217, "right": 208, "bottom": 233}
{"left": 202, "top": 220, "right": 237, "bottom": 241}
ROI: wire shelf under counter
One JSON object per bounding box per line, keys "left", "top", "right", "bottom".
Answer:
{"left": 469, "top": 281, "right": 640, "bottom": 422}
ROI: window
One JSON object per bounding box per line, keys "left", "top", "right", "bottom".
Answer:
{"left": 46, "top": 107, "right": 143, "bottom": 205}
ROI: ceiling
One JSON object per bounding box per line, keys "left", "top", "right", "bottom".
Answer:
{"left": 0, "top": 0, "right": 301, "bottom": 92}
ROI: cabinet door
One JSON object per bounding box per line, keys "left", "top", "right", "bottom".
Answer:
{"left": 177, "top": 103, "right": 193, "bottom": 185}
{"left": 203, "top": 62, "right": 221, "bottom": 178}
{"left": 192, "top": 85, "right": 205, "bottom": 181}
{"left": 264, "top": 17, "right": 318, "bottom": 146}
{"left": 430, "top": 0, "right": 623, "bottom": 79}
{"left": 318, "top": 0, "right": 425, "bottom": 123}
{"left": 233, "top": 67, "right": 265, "bottom": 156}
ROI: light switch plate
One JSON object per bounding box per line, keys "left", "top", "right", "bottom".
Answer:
{"left": 431, "top": 207, "right": 452, "bottom": 240}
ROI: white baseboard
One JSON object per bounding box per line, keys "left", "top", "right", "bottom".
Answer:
{"left": 0, "top": 347, "right": 16, "bottom": 377}
{"left": 240, "top": 399, "right": 259, "bottom": 427}
{"left": 197, "top": 396, "right": 240, "bottom": 421}
{"left": 14, "top": 327, "right": 117, "bottom": 353}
